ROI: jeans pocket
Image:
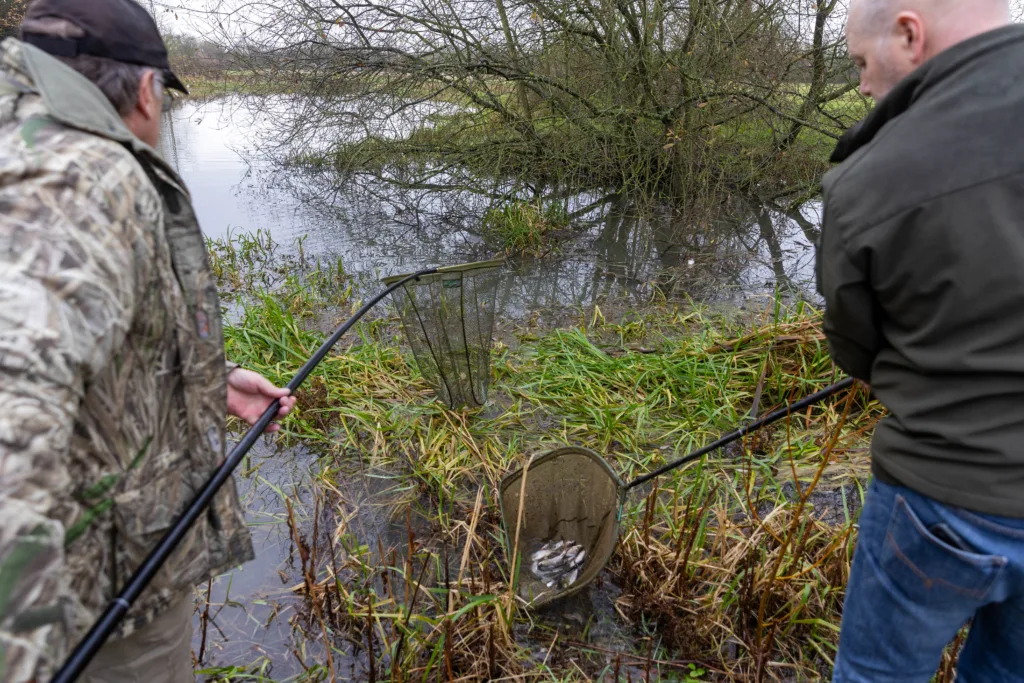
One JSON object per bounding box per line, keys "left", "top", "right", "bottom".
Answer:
{"left": 879, "top": 495, "right": 1006, "bottom": 605}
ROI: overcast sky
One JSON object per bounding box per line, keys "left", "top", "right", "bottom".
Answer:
{"left": 149, "top": 0, "right": 1024, "bottom": 42}
{"left": 147, "top": 0, "right": 218, "bottom": 37}
{"left": 151, "top": 0, "right": 853, "bottom": 45}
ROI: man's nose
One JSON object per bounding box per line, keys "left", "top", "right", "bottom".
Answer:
{"left": 859, "top": 80, "right": 871, "bottom": 98}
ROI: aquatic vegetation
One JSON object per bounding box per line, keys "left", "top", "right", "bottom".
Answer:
{"left": 201, "top": 231, "right": 967, "bottom": 681}
{"left": 482, "top": 199, "right": 569, "bottom": 255}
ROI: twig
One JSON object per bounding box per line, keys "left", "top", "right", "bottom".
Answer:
{"left": 198, "top": 578, "right": 213, "bottom": 664}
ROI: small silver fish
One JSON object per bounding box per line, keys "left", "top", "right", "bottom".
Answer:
{"left": 530, "top": 540, "right": 566, "bottom": 562}
{"left": 537, "top": 555, "right": 566, "bottom": 573}
{"left": 560, "top": 568, "right": 579, "bottom": 587}
{"left": 540, "top": 550, "right": 560, "bottom": 562}
{"left": 530, "top": 539, "right": 586, "bottom": 587}
{"left": 531, "top": 549, "right": 554, "bottom": 563}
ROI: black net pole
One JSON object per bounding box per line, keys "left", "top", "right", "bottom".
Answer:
{"left": 52, "top": 268, "right": 437, "bottom": 683}
{"left": 626, "top": 377, "right": 856, "bottom": 491}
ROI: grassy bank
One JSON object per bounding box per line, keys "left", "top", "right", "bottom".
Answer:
{"left": 194, "top": 230, "right": 955, "bottom": 682}
{"left": 180, "top": 71, "right": 290, "bottom": 99}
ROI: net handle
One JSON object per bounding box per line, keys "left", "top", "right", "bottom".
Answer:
{"left": 52, "top": 268, "right": 438, "bottom": 683}
{"left": 625, "top": 377, "right": 856, "bottom": 491}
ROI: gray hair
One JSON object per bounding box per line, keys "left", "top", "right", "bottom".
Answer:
{"left": 20, "top": 17, "right": 151, "bottom": 116}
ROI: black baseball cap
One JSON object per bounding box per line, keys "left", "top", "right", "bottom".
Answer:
{"left": 20, "top": 0, "right": 189, "bottom": 94}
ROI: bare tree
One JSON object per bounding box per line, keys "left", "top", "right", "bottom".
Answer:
{"left": 195, "top": 0, "right": 863, "bottom": 203}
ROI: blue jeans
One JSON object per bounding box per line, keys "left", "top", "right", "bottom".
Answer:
{"left": 833, "top": 479, "right": 1024, "bottom": 682}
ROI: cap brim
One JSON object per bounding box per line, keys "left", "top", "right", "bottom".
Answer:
{"left": 164, "top": 69, "right": 189, "bottom": 95}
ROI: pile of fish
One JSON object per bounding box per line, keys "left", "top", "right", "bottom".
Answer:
{"left": 530, "top": 539, "right": 586, "bottom": 589}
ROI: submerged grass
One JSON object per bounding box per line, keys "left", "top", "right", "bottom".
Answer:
{"left": 482, "top": 199, "right": 570, "bottom": 256}
{"left": 199, "top": 230, "right": 977, "bottom": 681}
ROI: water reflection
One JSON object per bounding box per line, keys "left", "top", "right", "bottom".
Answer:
{"left": 159, "top": 97, "right": 822, "bottom": 324}
{"left": 161, "top": 97, "right": 825, "bottom": 677}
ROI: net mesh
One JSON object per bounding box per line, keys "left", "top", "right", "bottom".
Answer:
{"left": 499, "top": 447, "right": 625, "bottom": 608}
{"left": 384, "top": 259, "right": 503, "bottom": 410}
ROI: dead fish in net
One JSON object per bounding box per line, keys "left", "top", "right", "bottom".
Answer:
{"left": 530, "top": 540, "right": 567, "bottom": 563}
{"left": 561, "top": 567, "right": 579, "bottom": 588}
{"left": 529, "top": 539, "right": 586, "bottom": 588}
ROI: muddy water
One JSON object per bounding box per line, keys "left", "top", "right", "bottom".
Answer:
{"left": 158, "top": 96, "right": 827, "bottom": 679}
{"left": 192, "top": 441, "right": 320, "bottom": 676}
{"left": 195, "top": 441, "right": 433, "bottom": 679}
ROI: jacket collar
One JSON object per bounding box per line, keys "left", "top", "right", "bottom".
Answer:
{"left": 0, "top": 38, "right": 190, "bottom": 197}
{"left": 831, "top": 24, "right": 1024, "bottom": 163}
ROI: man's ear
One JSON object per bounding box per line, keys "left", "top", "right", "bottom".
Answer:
{"left": 894, "top": 11, "right": 927, "bottom": 64}
{"left": 137, "top": 69, "right": 158, "bottom": 121}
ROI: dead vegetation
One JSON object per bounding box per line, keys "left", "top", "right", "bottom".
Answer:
{"left": 201, "top": 251, "right": 896, "bottom": 681}
{"left": 193, "top": 237, "right": 975, "bottom": 682}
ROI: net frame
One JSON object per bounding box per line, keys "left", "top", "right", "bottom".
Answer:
{"left": 498, "top": 446, "right": 627, "bottom": 608}
{"left": 495, "top": 380, "right": 859, "bottom": 609}
{"left": 383, "top": 258, "right": 504, "bottom": 410}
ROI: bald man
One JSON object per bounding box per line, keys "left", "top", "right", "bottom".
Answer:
{"left": 816, "top": 1, "right": 1024, "bottom": 681}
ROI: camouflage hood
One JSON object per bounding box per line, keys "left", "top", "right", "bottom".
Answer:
{"left": 0, "top": 38, "right": 188, "bottom": 193}
{"left": 0, "top": 39, "right": 253, "bottom": 681}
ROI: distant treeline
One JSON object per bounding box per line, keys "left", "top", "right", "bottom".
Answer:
{"left": 0, "top": 1, "right": 235, "bottom": 77}
{"left": 163, "top": 33, "right": 237, "bottom": 76}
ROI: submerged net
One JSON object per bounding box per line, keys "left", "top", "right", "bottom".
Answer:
{"left": 383, "top": 259, "right": 503, "bottom": 410}
{"left": 499, "top": 447, "right": 625, "bottom": 608}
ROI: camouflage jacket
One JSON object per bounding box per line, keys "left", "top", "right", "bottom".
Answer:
{"left": 0, "top": 40, "right": 254, "bottom": 681}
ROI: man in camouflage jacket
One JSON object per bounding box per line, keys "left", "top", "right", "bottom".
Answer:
{"left": 0, "top": 1, "right": 297, "bottom": 680}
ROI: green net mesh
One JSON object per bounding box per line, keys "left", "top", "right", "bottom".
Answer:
{"left": 499, "top": 447, "right": 625, "bottom": 608}
{"left": 383, "top": 259, "right": 503, "bottom": 410}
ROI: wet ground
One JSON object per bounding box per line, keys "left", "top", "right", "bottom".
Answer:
{"left": 158, "top": 96, "right": 845, "bottom": 680}
{"left": 196, "top": 435, "right": 651, "bottom": 680}
{"left": 193, "top": 441, "right": 322, "bottom": 677}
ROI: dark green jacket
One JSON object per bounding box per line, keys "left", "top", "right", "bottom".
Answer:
{"left": 816, "top": 24, "right": 1024, "bottom": 518}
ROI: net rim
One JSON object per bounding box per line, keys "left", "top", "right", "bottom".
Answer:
{"left": 381, "top": 257, "right": 506, "bottom": 285}
{"left": 498, "top": 446, "right": 626, "bottom": 496}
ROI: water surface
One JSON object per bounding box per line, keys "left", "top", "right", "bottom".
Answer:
{"left": 159, "top": 97, "right": 823, "bottom": 323}
{"left": 157, "top": 96, "right": 827, "bottom": 679}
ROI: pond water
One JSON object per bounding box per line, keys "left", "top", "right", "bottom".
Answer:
{"left": 156, "top": 96, "right": 827, "bottom": 680}
{"left": 159, "top": 96, "right": 823, "bottom": 322}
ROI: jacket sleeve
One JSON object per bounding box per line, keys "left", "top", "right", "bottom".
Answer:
{"left": 0, "top": 155, "right": 151, "bottom": 681}
{"left": 816, "top": 200, "right": 881, "bottom": 382}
